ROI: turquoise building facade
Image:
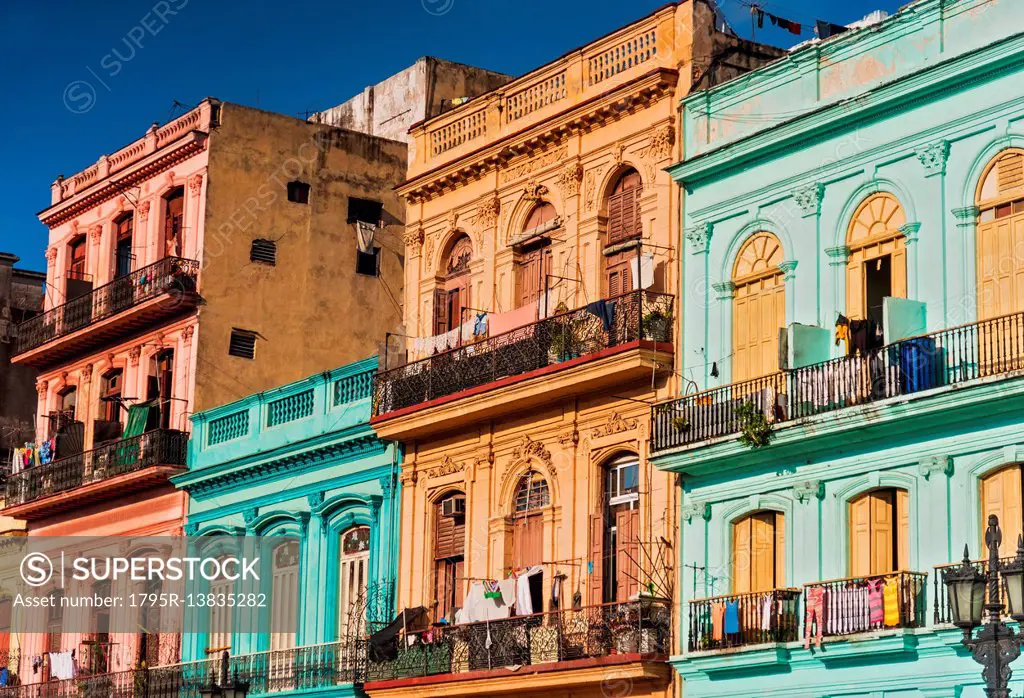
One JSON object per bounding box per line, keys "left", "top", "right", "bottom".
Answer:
{"left": 173, "top": 357, "right": 400, "bottom": 695}
{"left": 652, "top": 0, "right": 1024, "bottom": 696}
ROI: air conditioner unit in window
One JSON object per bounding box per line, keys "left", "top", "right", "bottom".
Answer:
{"left": 442, "top": 496, "right": 466, "bottom": 517}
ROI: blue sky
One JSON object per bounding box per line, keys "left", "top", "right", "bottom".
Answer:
{"left": 0, "top": 0, "right": 900, "bottom": 271}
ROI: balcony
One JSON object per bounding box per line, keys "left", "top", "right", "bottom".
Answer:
{"left": 364, "top": 600, "right": 672, "bottom": 695}
{"left": 229, "top": 642, "right": 362, "bottom": 694}
{"left": 652, "top": 310, "right": 1024, "bottom": 456}
{"left": 803, "top": 571, "right": 928, "bottom": 642}
{"left": 13, "top": 257, "right": 199, "bottom": 368}
{"left": 372, "top": 290, "right": 674, "bottom": 440}
{"left": 688, "top": 589, "right": 802, "bottom": 652}
{"left": 2, "top": 429, "right": 188, "bottom": 519}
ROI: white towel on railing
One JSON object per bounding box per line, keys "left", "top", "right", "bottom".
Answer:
{"left": 630, "top": 253, "right": 655, "bottom": 290}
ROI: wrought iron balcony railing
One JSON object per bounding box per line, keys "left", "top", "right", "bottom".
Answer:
{"left": 688, "top": 588, "right": 801, "bottom": 652}
{"left": 4, "top": 429, "right": 188, "bottom": 508}
{"left": 365, "top": 599, "right": 671, "bottom": 682}
{"left": 934, "top": 558, "right": 1016, "bottom": 626}
{"left": 14, "top": 256, "right": 199, "bottom": 356}
{"left": 229, "top": 641, "right": 363, "bottom": 693}
{"left": 651, "top": 310, "right": 1024, "bottom": 453}
{"left": 803, "top": 571, "right": 927, "bottom": 642}
{"left": 373, "top": 289, "right": 674, "bottom": 417}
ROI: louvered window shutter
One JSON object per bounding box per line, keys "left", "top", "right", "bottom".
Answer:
{"left": 433, "top": 289, "right": 450, "bottom": 335}
{"left": 589, "top": 514, "right": 604, "bottom": 605}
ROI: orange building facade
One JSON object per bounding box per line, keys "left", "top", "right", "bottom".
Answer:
{"left": 366, "top": 4, "right": 783, "bottom": 697}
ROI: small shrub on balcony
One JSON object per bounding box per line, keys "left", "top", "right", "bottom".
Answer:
{"left": 736, "top": 400, "right": 773, "bottom": 448}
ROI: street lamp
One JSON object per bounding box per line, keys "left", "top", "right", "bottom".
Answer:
{"left": 199, "top": 651, "right": 249, "bottom": 698}
{"left": 944, "top": 514, "right": 1024, "bottom": 698}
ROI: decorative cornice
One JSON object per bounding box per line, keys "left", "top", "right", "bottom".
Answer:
{"left": 793, "top": 480, "right": 825, "bottom": 502}
{"left": 521, "top": 181, "right": 548, "bottom": 203}
{"left": 952, "top": 206, "right": 979, "bottom": 228}
{"left": 915, "top": 140, "right": 950, "bottom": 177}
{"left": 424, "top": 455, "right": 465, "bottom": 479}
{"left": 188, "top": 172, "right": 204, "bottom": 196}
{"left": 791, "top": 182, "right": 824, "bottom": 217}
{"left": 474, "top": 195, "right": 500, "bottom": 230}
{"left": 183, "top": 522, "right": 198, "bottom": 537}
{"left": 681, "top": 500, "right": 711, "bottom": 522}
{"left": 307, "top": 491, "right": 325, "bottom": 509}
{"left": 512, "top": 435, "right": 552, "bottom": 467}
{"left": 899, "top": 221, "right": 922, "bottom": 244}
{"left": 918, "top": 454, "right": 953, "bottom": 479}
{"left": 179, "top": 435, "right": 386, "bottom": 497}
{"left": 591, "top": 412, "right": 639, "bottom": 439}
{"left": 711, "top": 281, "right": 735, "bottom": 300}
{"left": 825, "top": 245, "right": 851, "bottom": 266}
{"left": 45, "top": 247, "right": 58, "bottom": 264}
{"left": 686, "top": 222, "right": 713, "bottom": 255}
{"left": 777, "top": 259, "right": 798, "bottom": 281}
{"left": 242, "top": 508, "right": 259, "bottom": 525}
{"left": 137, "top": 200, "right": 151, "bottom": 223}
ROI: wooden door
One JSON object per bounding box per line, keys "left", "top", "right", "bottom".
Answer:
{"left": 850, "top": 490, "right": 905, "bottom": 576}
{"left": 512, "top": 514, "right": 543, "bottom": 570}
{"left": 589, "top": 514, "right": 604, "bottom": 606}
{"left": 982, "top": 466, "right": 1024, "bottom": 557}
{"left": 604, "top": 250, "right": 634, "bottom": 298}
{"left": 615, "top": 508, "right": 640, "bottom": 601}
{"left": 515, "top": 247, "right": 552, "bottom": 309}
{"left": 733, "top": 273, "right": 785, "bottom": 382}
{"left": 733, "top": 512, "right": 782, "bottom": 593}
{"left": 977, "top": 213, "right": 1024, "bottom": 320}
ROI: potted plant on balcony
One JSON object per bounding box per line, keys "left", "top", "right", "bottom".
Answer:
{"left": 641, "top": 310, "right": 672, "bottom": 342}
{"left": 736, "top": 400, "right": 773, "bottom": 448}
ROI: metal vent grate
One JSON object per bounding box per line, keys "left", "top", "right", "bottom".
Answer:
{"left": 228, "top": 329, "right": 257, "bottom": 359}
{"left": 250, "top": 239, "right": 277, "bottom": 265}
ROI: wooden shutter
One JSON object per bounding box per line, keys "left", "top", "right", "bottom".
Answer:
{"left": 846, "top": 252, "right": 866, "bottom": 321}
{"left": 850, "top": 494, "right": 872, "bottom": 577}
{"left": 774, "top": 512, "right": 785, "bottom": 588}
{"left": 897, "top": 489, "right": 910, "bottom": 571}
{"left": 512, "top": 514, "right": 543, "bottom": 570}
{"left": 733, "top": 274, "right": 785, "bottom": 382}
{"left": 607, "top": 187, "right": 641, "bottom": 244}
{"left": 977, "top": 215, "right": 1024, "bottom": 320}
{"left": 605, "top": 252, "right": 634, "bottom": 298}
{"left": 870, "top": 491, "right": 895, "bottom": 575}
{"left": 607, "top": 191, "right": 624, "bottom": 244}
{"left": 750, "top": 512, "right": 777, "bottom": 593}
{"left": 982, "top": 466, "right": 1023, "bottom": 557}
{"left": 589, "top": 514, "right": 604, "bottom": 606}
{"left": 433, "top": 288, "right": 449, "bottom": 335}
{"left": 616, "top": 508, "right": 640, "bottom": 601}
{"left": 733, "top": 516, "right": 752, "bottom": 594}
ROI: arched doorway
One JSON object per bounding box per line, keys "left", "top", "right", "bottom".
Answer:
{"left": 433, "top": 235, "right": 473, "bottom": 337}
{"left": 338, "top": 525, "right": 371, "bottom": 639}
{"left": 514, "top": 204, "right": 555, "bottom": 311}
{"left": 732, "top": 511, "right": 784, "bottom": 593}
{"left": 976, "top": 150, "right": 1024, "bottom": 320}
{"left": 604, "top": 169, "right": 643, "bottom": 296}
{"left": 849, "top": 488, "right": 909, "bottom": 577}
{"left": 846, "top": 193, "right": 907, "bottom": 326}
{"left": 732, "top": 232, "right": 785, "bottom": 382}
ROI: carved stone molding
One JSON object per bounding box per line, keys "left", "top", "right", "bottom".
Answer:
{"left": 792, "top": 183, "right": 824, "bottom": 217}
{"left": 778, "top": 259, "right": 798, "bottom": 281}
{"left": 512, "top": 435, "right": 552, "bottom": 468}
{"left": 583, "top": 166, "right": 607, "bottom": 212}
{"left": 825, "top": 245, "right": 850, "bottom": 267}
{"left": 952, "top": 206, "right": 979, "bottom": 229}
{"left": 36, "top": 380, "right": 48, "bottom": 397}
{"left": 188, "top": 172, "right": 204, "bottom": 196}
{"left": 242, "top": 508, "right": 259, "bottom": 526}
{"left": 137, "top": 201, "right": 151, "bottom": 223}
{"left": 474, "top": 196, "right": 501, "bottom": 230}
{"left": 638, "top": 124, "right": 675, "bottom": 161}
{"left": 900, "top": 222, "right": 922, "bottom": 244}
{"left": 46, "top": 247, "right": 58, "bottom": 264}
{"left": 916, "top": 140, "right": 950, "bottom": 177}
{"left": 681, "top": 501, "right": 711, "bottom": 522}
{"left": 712, "top": 281, "right": 736, "bottom": 301}
{"left": 446, "top": 209, "right": 458, "bottom": 232}
{"left": 81, "top": 363, "right": 93, "bottom": 383}
{"left": 918, "top": 455, "right": 953, "bottom": 479}
{"left": 307, "top": 491, "right": 325, "bottom": 509}
{"left": 403, "top": 227, "right": 425, "bottom": 258}
{"left": 128, "top": 346, "right": 141, "bottom": 366}
{"left": 591, "top": 412, "right": 639, "bottom": 439}
{"left": 424, "top": 455, "right": 466, "bottom": 479}
{"left": 793, "top": 480, "right": 825, "bottom": 502}
{"left": 555, "top": 163, "right": 583, "bottom": 199}
{"left": 522, "top": 181, "right": 548, "bottom": 203}
{"left": 182, "top": 325, "right": 195, "bottom": 345}
{"left": 500, "top": 145, "right": 567, "bottom": 185}
{"left": 89, "top": 225, "right": 103, "bottom": 243}
{"left": 400, "top": 470, "right": 418, "bottom": 486}
{"left": 686, "top": 222, "right": 713, "bottom": 255}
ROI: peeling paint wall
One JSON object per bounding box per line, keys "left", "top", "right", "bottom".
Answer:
{"left": 195, "top": 103, "right": 407, "bottom": 413}
{"left": 315, "top": 57, "right": 511, "bottom": 164}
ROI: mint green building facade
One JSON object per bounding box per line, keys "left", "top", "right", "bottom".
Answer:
{"left": 173, "top": 357, "right": 399, "bottom": 696}
{"left": 653, "top": 1, "right": 1024, "bottom": 696}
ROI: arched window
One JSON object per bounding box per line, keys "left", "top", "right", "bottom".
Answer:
{"left": 590, "top": 454, "right": 640, "bottom": 605}
{"left": 433, "top": 235, "right": 473, "bottom": 337}
{"left": 732, "top": 232, "right": 785, "bottom": 382}
{"left": 849, "top": 488, "right": 909, "bottom": 577}
{"left": 207, "top": 556, "right": 235, "bottom": 654}
{"left": 511, "top": 472, "right": 549, "bottom": 610}
{"left": 114, "top": 212, "right": 134, "bottom": 278}
{"left": 338, "top": 525, "right": 371, "bottom": 640}
{"left": 270, "top": 541, "right": 300, "bottom": 652}
{"left": 846, "top": 193, "right": 907, "bottom": 325}
{"left": 163, "top": 187, "right": 185, "bottom": 258}
{"left": 604, "top": 169, "right": 643, "bottom": 296}
{"left": 981, "top": 465, "right": 1023, "bottom": 557}
{"left": 732, "top": 511, "right": 784, "bottom": 593}
{"left": 514, "top": 204, "right": 555, "bottom": 310}
{"left": 433, "top": 492, "right": 466, "bottom": 622}
{"left": 67, "top": 235, "right": 88, "bottom": 280}
{"left": 976, "top": 150, "right": 1024, "bottom": 320}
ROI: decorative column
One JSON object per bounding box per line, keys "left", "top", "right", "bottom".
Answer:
{"left": 792, "top": 480, "right": 825, "bottom": 582}
{"left": 686, "top": 222, "right": 714, "bottom": 384}
{"left": 778, "top": 259, "right": 799, "bottom": 330}
{"left": 919, "top": 455, "right": 954, "bottom": 570}
{"left": 952, "top": 205, "right": 981, "bottom": 326}
{"left": 35, "top": 380, "right": 49, "bottom": 443}
{"left": 792, "top": 182, "right": 824, "bottom": 325}
{"left": 80, "top": 363, "right": 94, "bottom": 451}
{"left": 304, "top": 494, "right": 326, "bottom": 644}
{"left": 710, "top": 281, "right": 735, "bottom": 385}
{"left": 136, "top": 200, "right": 153, "bottom": 267}
{"left": 186, "top": 172, "right": 204, "bottom": 261}
{"left": 917, "top": 140, "right": 950, "bottom": 318}
{"left": 825, "top": 245, "right": 850, "bottom": 337}
{"left": 87, "top": 225, "right": 103, "bottom": 286}
{"left": 900, "top": 222, "right": 922, "bottom": 301}
{"left": 45, "top": 247, "right": 58, "bottom": 309}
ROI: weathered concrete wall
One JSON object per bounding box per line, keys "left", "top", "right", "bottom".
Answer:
{"left": 195, "top": 103, "right": 407, "bottom": 413}
{"left": 0, "top": 255, "right": 43, "bottom": 465}
{"left": 315, "top": 57, "right": 511, "bottom": 163}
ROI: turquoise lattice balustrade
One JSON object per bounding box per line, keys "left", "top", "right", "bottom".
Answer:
{"left": 334, "top": 370, "right": 373, "bottom": 406}
{"left": 208, "top": 410, "right": 250, "bottom": 446}
{"left": 267, "top": 389, "right": 315, "bottom": 427}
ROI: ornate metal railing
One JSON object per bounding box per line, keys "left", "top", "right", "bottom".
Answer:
{"left": 652, "top": 310, "right": 1024, "bottom": 452}
{"left": 803, "top": 571, "right": 927, "bottom": 643}
{"left": 229, "top": 642, "right": 362, "bottom": 693}
{"left": 14, "top": 257, "right": 199, "bottom": 355}
{"left": 0, "top": 669, "right": 142, "bottom": 698}
{"left": 934, "top": 558, "right": 1016, "bottom": 625}
{"left": 374, "top": 290, "right": 673, "bottom": 416}
{"left": 365, "top": 599, "right": 671, "bottom": 681}
{"left": 688, "top": 588, "right": 801, "bottom": 652}
{"left": 4, "top": 429, "right": 188, "bottom": 507}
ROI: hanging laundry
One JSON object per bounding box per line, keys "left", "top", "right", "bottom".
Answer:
{"left": 710, "top": 601, "right": 726, "bottom": 641}
{"left": 483, "top": 580, "right": 502, "bottom": 600}
{"left": 585, "top": 300, "right": 617, "bottom": 332}
{"left": 815, "top": 19, "right": 848, "bottom": 39}
{"left": 882, "top": 576, "right": 900, "bottom": 626}
{"left": 515, "top": 566, "right": 543, "bottom": 615}
{"left": 724, "top": 600, "right": 740, "bottom": 634}
{"left": 768, "top": 12, "right": 802, "bottom": 35}
{"left": 867, "top": 577, "right": 885, "bottom": 626}
{"left": 355, "top": 220, "right": 377, "bottom": 254}
{"left": 804, "top": 587, "right": 827, "bottom": 649}
{"left": 473, "top": 313, "right": 488, "bottom": 337}
{"left": 630, "top": 253, "right": 655, "bottom": 290}
{"left": 489, "top": 300, "right": 538, "bottom": 336}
